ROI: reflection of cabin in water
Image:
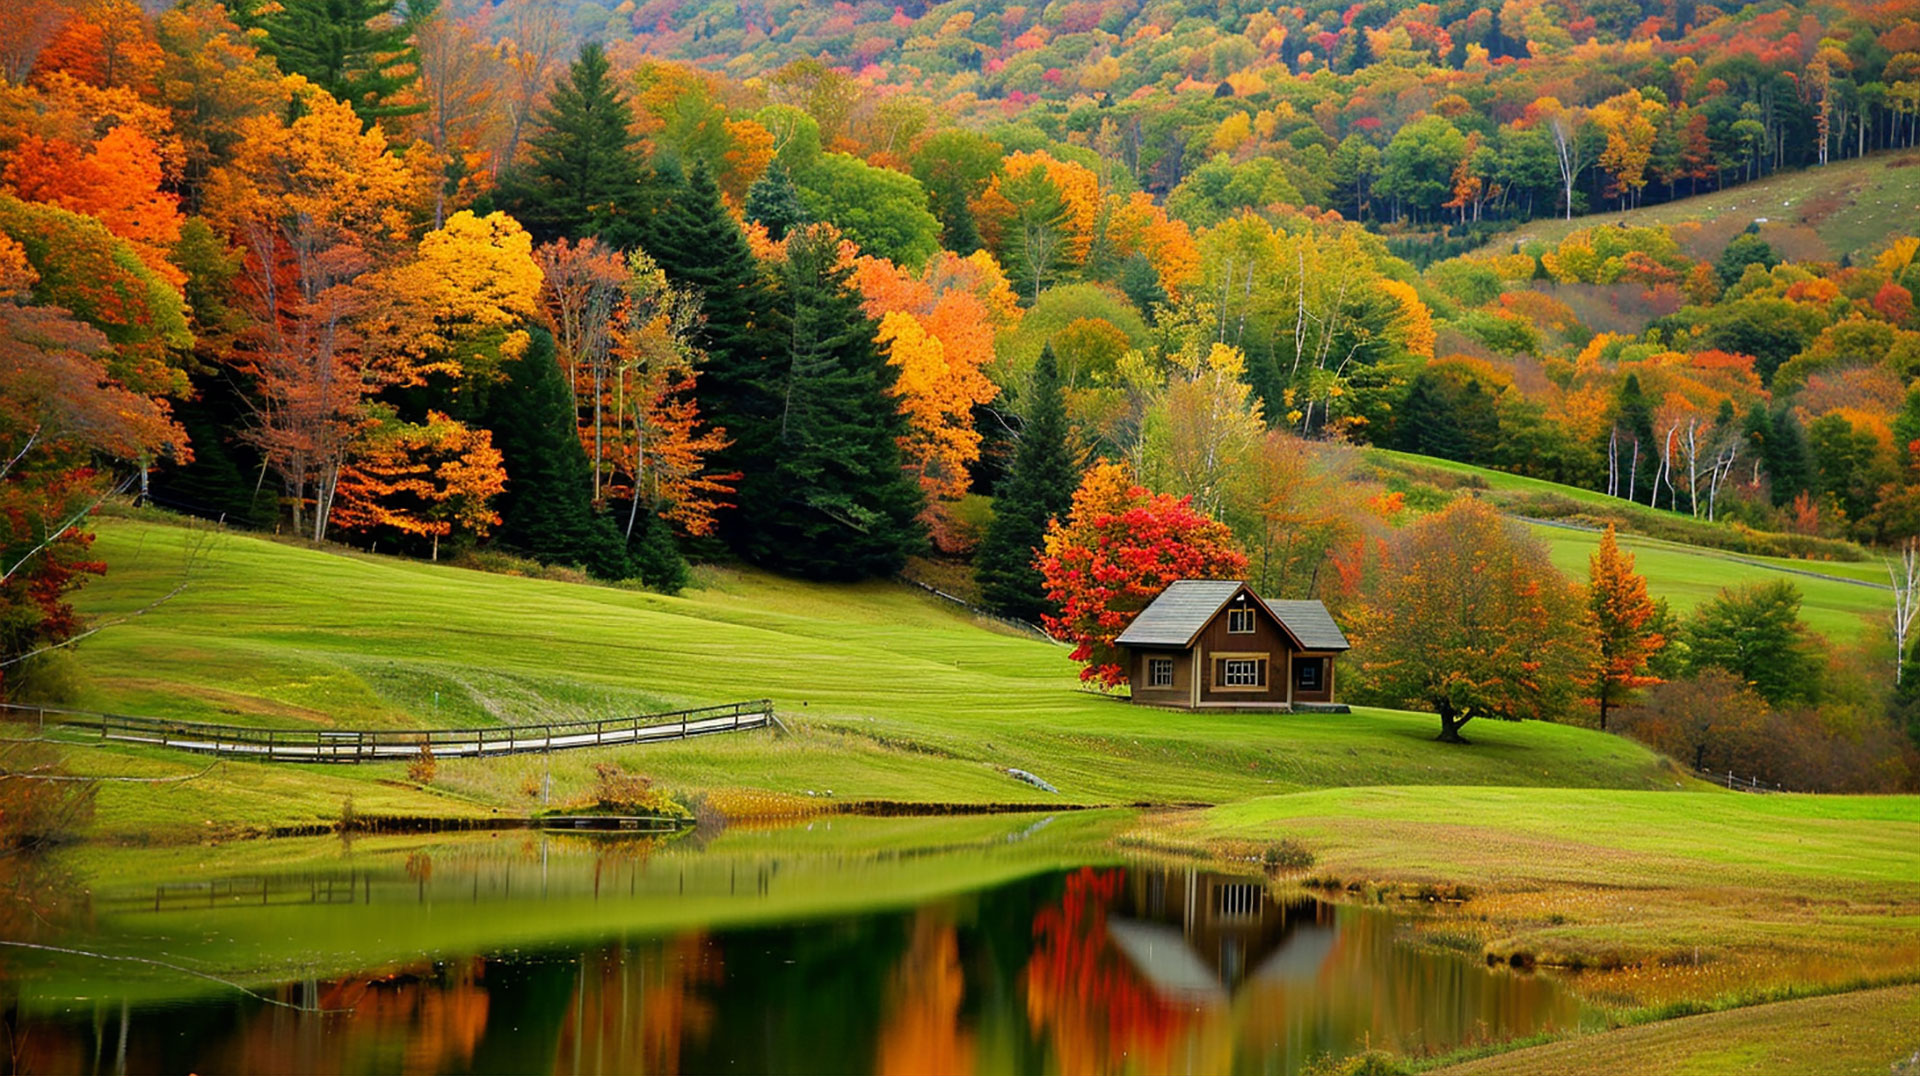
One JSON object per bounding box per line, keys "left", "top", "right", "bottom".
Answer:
{"left": 1108, "top": 868, "right": 1337, "bottom": 1003}
{"left": 1114, "top": 581, "right": 1350, "bottom": 711}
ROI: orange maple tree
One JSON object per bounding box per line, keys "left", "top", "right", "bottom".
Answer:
{"left": 852, "top": 250, "right": 1011, "bottom": 546}
{"left": 3, "top": 126, "right": 185, "bottom": 288}
{"left": 1356, "top": 498, "right": 1586, "bottom": 742}
{"left": 1587, "top": 523, "right": 1666, "bottom": 729}
{"left": 330, "top": 410, "right": 506, "bottom": 560}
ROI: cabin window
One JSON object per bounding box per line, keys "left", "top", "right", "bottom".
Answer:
{"left": 1148, "top": 658, "right": 1174, "bottom": 687}
{"left": 1221, "top": 658, "right": 1264, "bottom": 687}
{"left": 1296, "top": 659, "right": 1323, "bottom": 692}
{"left": 1227, "top": 606, "right": 1255, "bottom": 633}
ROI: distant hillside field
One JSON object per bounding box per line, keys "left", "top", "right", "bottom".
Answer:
{"left": 1478, "top": 152, "right": 1920, "bottom": 263}
{"left": 1368, "top": 449, "right": 1891, "bottom": 645}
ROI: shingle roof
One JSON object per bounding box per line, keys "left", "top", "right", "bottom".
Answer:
{"left": 1113, "top": 580, "right": 1352, "bottom": 651}
{"left": 1264, "top": 599, "right": 1351, "bottom": 652}
{"left": 1114, "top": 580, "right": 1244, "bottom": 647}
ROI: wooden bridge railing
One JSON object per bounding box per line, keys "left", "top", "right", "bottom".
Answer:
{"left": 0, "top": 698, "right": 773, "bottom": 763}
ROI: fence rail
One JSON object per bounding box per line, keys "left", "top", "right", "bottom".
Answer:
{"left": 0, "top": 699, "right": 773, "bottom": 763}
{"left": 896, "top": 576, "right": 1062, "bottom": 644}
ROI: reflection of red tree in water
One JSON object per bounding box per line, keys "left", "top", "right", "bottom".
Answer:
{"left": 1024, "top": 868, "right": 1191, "bottom": 1075}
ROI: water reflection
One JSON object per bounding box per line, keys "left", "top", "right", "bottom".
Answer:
{"left": 4, "top": 832, "right": 1583, "bottom": 1075}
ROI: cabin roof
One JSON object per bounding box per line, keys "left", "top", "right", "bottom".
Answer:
{"left": 1113, "top": 580, "right": 1350, "bottom": 651}
{"left": 1114, "top": 580, "right": 1245, "bottom": 647}
{"left": 1262, "top": 599, "right": 1351, "bottom": 652}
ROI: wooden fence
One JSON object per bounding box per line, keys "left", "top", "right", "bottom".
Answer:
{"left": 0, "top": 699, "right": 773, "bottom": 763}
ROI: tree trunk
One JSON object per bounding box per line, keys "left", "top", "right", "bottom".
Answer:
{"left": 1436, "top": 701, "right": 1472, "bottom": 743}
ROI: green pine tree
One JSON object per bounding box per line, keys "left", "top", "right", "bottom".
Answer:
{"left": 504, "top": 42, "right": 645, "bottom": 243}
{"left": 742, "top": 226, "right": 925, "bottom": 579}
{"left": 487, "top": 327, "right": 630, "bottom": 579}
{"left": 1765, "top": 406, "right": 1811, "bottom": 507}
{"left": 1117, "top": 252, "right": 1168, "bottom": 320}
{"left": 1397, "top": 372, "right": 1468, "bottom": 460}
{"left": 626, "top": 507, "right": 690, "bottom": 594}
{"left": 744, "top": 161, "right": 808, "bottom": 241}
{"left": 1616, "top": 373, "right": 1657, "bottom": 500}
{"left": 258, "top": 0, "right": 423, "bottom": 127}
{"left": 638, "top": 163, "right": 784, "bottom": 553}
{"left": 975, "top": 343, "right": 1077, "bottom": 621}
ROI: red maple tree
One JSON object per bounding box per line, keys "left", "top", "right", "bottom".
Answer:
{"left": 1037, "top": 461, "right": 1246, "bottom": 689}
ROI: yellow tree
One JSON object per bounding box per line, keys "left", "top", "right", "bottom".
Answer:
{"left": 1594, "top": 90, "right": 1663, "bottom": 209}
{"left": 854, "top": 250, "right": 1012, "bottom": 546}
{"left": 366, "top": 209, "right": 542, "bottom": 389}
{"left": 1137, "top": 342, "right": 1264, "bottom": 517}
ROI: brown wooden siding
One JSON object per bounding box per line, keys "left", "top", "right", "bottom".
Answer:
{"left": 1129, "top": 649, "right": 1191, "bottom": 703}
{"left": 1196, "top": 599, "right": 1291, "bottom": 705}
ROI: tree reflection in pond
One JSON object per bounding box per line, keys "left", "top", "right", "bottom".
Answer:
{"left": 5, "top": 840, "right": 1586, "bottom": 1075}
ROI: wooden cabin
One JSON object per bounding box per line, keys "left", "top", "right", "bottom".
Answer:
{"left": 1114, "top": 580, "right": 1350, "bottom": 711}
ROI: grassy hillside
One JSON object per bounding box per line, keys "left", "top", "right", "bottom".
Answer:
{"left": 1530, "top": 523, "right": 1886, "bottom": 645}
{"left": 50, "top": 514, "right": 1684, "bottom": 840}
{"left": 1475, "top": 151, "right": 1920, "bottom": 262}
{"left": 1368, "top": 449, "right": 1891, "bottom": 645}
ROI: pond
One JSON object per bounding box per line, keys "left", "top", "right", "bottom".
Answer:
{"left": 2, "top": 813, "right": 1586, "bottom": 1074}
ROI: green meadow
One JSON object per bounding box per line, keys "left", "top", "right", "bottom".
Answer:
{"left": 1153, "top": 787, "right": 1920, "bottom": 1024}
{"left": 59, "top": 514, "right": 1689, "bottom": 842}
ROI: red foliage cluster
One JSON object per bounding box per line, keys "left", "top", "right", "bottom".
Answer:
{"left": 1024, "top": 868, "right": 1190, "bottom": 1071}
{"left": 1038, "top": 462, "right": 1246, "bottom": 688}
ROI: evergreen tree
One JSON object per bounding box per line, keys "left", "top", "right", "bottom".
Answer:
{"left": 742, "top": 226, "right": 924, "bottom": 579}
{"left": 1615, "top": 373, "right": 1657, "bottom": 500}
{"left": 486, "top": 327, "right": 630, "bottom": 579}
{"left": 259, "top": 0, "right": 423, "bottom": 127}
{"left": 626, "top": 507, "right": 690, "bottom": 594}
{"left": 1397, "top": 372, "right": 1467, "bottom": 459}
{"left": 505, "top": 42, "right": 645, "bottom": 243}
{"left": 1765, "top": 406, "right": 1811, "bottom": 507}
{"left": 639, "top": 163, "right": 783, "bottom": 551}
{"left": 1118, "top": 252, "right": 1168, "bottom": 320}
{"left": 744, "top": 161, "right": 809, "bottom": 241}
{"left": 976, "top": 344, "right": 1077, "bottom": 621}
